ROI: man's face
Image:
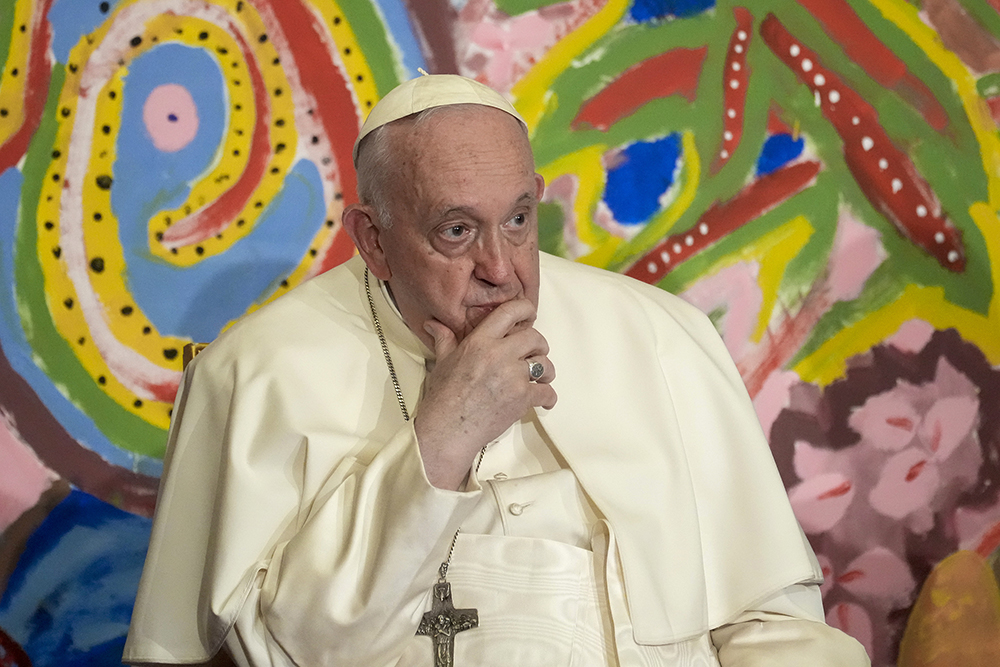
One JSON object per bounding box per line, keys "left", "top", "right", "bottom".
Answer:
{"left": 374, "top": 106, "right": 544, "bottom": 349}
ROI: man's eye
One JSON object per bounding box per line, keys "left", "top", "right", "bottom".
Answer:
{"left": 509, "top": 214, "right": 526, "bottom": 226}
{"left": 443, "top": 225, "right": 466, "bottom": 238}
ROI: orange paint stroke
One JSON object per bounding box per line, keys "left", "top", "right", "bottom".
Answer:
{"left": 571, "top": 47, "right": 707, "bottom": 132}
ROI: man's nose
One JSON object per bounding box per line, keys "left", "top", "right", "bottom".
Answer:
{"left": 473, "top": 235, "right": 513, "bottom": 286}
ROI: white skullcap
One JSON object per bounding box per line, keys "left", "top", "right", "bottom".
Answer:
{"left": 352, "top": 73, "right": 526, "bottom": 165}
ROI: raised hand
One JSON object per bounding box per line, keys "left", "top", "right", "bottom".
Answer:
{"left": 413, "top": 298, "right": 556, "bottom": 490}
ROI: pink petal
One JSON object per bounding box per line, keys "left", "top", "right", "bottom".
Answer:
{"left": 868, "top": 448, "right": 940, "bottom": 519}
{"left": 848, "top": 390, "right": 918, "bottom": 451}
{"left": 837, "top": 547, "right": 917, "bottom": 606}
{"left": 826, "top": 602, "right": 874, "bottom": 658}
{"left": 919, "top": 395, "right": 979, "bottom": 461}
{"left": 788, "top": 473, "right": 855, "bottom": 534}
{"left": 793, "top": 439, "right": 838, "bottom": 481}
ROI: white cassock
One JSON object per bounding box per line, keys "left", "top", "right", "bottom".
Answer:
{"left": 123, "top": 253, "right": 869, "bottom": 666}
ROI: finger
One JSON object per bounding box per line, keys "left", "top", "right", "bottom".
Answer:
{"left": 499, "top": 326, "right": 550, "bottom": 360}
{"left": 472, "top": 298, "right": 537, "bottom": 340}
{"left": 424, "top": 319, "right": 458, "bottom": 361}
{"left": 530, "top": 383, "right": 558, "bottom": 411}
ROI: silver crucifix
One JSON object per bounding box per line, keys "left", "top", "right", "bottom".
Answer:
{"left": 416, "top": 581, "right": 478, "bottom": 667}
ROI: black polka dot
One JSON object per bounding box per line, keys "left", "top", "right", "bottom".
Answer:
{"left": 155, "top": 232, "right": 163, "bottom": 241}
{"left": 95, "top": 174, "right": 113, "bottom": 189}
{"left": 53, "top": 246, "right": 62, "bottom": 258}
{"left": 258, "top": 34, "right": 268, "bottom": 43}
{"left": 274, "top": 87, "right": 283, "bottom": 96}
{"left": 143, "top": 326, "right": 152, "bottom": 334}
{"left": 280, "top": 279, "right": 289, "bottom": 287}
{"left": 98, "top": 375, "right": 107, "bottom": 384}
{"left": 311, "top": 135, "right": 319, "bottom": 144}
{"left": 163, "top": 348, "right": 179, "bottom": 360}
{"left": 326, "top": 219, "right": 334, "bottom": 227}
{"left": 44, "top": 221, "right": 54, "bottom": 229}
{"left": 60, "top": 107, "right": 71, "bottom": 117}
{"left": 90, "top": 257, "right": 105, "bottom": 272}
{"left": 130, "top": 36, "right": 142, "bottom": 47}
{"left": 198, "top": 31, "right": 208, "bottom": 40}
{"left": 51, "top": 149, "right": 61, "bottom": 158}
{"left": 63, "top": 297, "right": 73, "bottom": 308}
{"left": 102, "top": 125, "right": 111, "bottom": 134}
{"left": 333, "top": 16, "right": 341, "bottom": 25}
{"left": 0, "top": 109, "right": 8, "bottom": 117}
{"left": 275, "top": 143, "right": 286, "bottom": 153}
{"left": 93, "top": 212, "right": 102, "bottom": 221}
{"left": 309, "top": 249, "right": 317, "bottom": 257}
{"left": 195, "top": 246, "right": 204, "bottom": 255}
{"left": 133, "top": 399, "right": 143, "bottom": 408}
{"left": 275, "top": 118, "right": 285, "bottom": 127}
{"left": 237, "top": 218, "right": 245, "bottom": 226}
{"left": 100, "top": 2, "right": 110, "bottom": 13}
{"left": 68, "top": 64, "right": 78, "bottom": 73}
{"left": 121, "top": 305, "right": 133, "bottom": 315}
{"left": 77, "top": 336, "right": 85, "bottom": 345}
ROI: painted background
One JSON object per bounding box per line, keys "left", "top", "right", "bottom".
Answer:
{"left": 1, "top": 0, "right": 998, "bottom": 665}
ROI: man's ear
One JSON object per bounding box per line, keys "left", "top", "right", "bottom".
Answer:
{"left": 342, "top": 204, "right": 391, "bottom": 280}
{"left": 534, "top": 172, "right": 545, "bottom": 200}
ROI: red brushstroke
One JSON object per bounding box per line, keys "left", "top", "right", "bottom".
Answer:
{"left": 818, "top": 480, "right": 852, "bottom": 499}
{"left": 572, "top": 47, "right": 708, "bottom": 132}
{"left": 987, "top": 96, "right": 1000, "bottom": 125}
{"left": 767, "top": 105, "right": 793, "bottom": 135}
{"left": 886, "top": 416, "right": 914, "bottom": 430}
{"left": 625, "top": 159, "right": 822, "bottom": 284}
{"left": 975, "top": 520, "right": 1000, "bottom": 557}
{"left": 795, "top": 0, "right": 949, "bottom": 131}
{"left": 761, "top": 14, "right": 965, "bottom": 272}
{"left": 905, "top": 459, "right": 928, "bottom": 482}
{"left": 712, "top": 7, "right": 752, "bottom": 173}
{"left": 161, "top": 27, "right": 271, "bottom": 247}
{"left": 837, "top": 569, "right": 864, "bottom": 584}
{"left": 0, "top": 0, "right": 56, "bottom": 175}
{"left": 262, "top": 0, "right": 360, "bottom": 267}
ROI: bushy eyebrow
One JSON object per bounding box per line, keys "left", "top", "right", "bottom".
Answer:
{"left": 429, "top": 191, "right": 537, "bottom": 225}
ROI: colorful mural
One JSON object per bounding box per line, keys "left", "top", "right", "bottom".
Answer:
{"left": 1, "top": 0, "right": 998, "bottom": 665}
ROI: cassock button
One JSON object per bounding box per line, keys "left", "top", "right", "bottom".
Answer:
{"left": 508, "top": 503, "right": 524, "bottom": 516}
{"left": 493, "top": 472, "right": 508, "bottom": 481}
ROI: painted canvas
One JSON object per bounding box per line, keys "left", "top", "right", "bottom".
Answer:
{"left": 1, "top": 0, "right": 998, "bottom": 665}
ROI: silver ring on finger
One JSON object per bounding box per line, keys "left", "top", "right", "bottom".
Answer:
{"left": 527, "top": 359, "right": 544, "bottom": 382}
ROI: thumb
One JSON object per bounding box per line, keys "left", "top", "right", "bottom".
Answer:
{"left": 424, "top": 319, "right": 458, "bottom": 360}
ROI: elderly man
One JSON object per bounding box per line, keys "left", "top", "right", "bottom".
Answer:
{"left": 124, "top": 75, "right": 868, "bottom": 666}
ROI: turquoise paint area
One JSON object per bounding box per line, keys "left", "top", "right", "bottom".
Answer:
{"left": 0, "top": 489, "right": 151, "bottom": 666}
{"left": 48, "top": 0, "right": 118, "bottom": 63}
{"left": 603, "top": 134, "right": 682, "bottom": 225}
{"left": 373, "top": 0, "right": 427, "bottom": 77}
{"left": 114, "top": 43, "right": 227, "bottom": 217}
{"left": 120, "top": 158, "right": 326, "bottom": 343}
{"left": 111, "top": 44, "right": 326, "bottom": 342}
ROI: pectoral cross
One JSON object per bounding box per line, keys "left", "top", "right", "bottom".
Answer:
{"left": 416, "top": 581, "right": 479, "bottom": 667}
